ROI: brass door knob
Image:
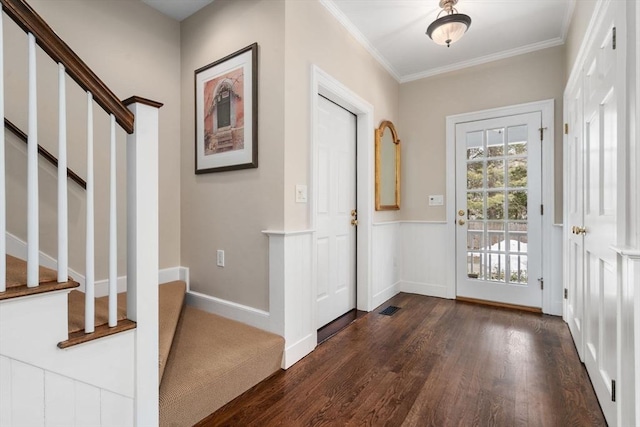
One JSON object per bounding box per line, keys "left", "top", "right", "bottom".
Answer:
{"left": 458, "top": 219, "right": 466, "bottom": 226}
{"left": 351, "top": 219, "right": 358, "bottom": 226}
{"left": 576, "top": 226, "right": 587, "bottom": 235}
{"left": 351, "top": 209, "right": 357, "bottom": 218}
{"left": 458, "top": 209, "right": 465, "bottom": 217}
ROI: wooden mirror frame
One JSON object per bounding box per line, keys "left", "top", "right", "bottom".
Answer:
{"left": 375, "top": 120, "right": 400, "bottom": 211}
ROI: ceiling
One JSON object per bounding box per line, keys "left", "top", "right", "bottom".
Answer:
{"left": 141, "top": 0, "right": 214, "bottom": 22}
{"left": 143, "top": 0, "right": 575, "bottom": 83}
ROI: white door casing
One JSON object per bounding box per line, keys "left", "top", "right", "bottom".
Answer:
{"left": 315, "top": 96, "right": 357, "bottom": 328}
{"left": 454, "top": 113, "right": 543, "bottom": 308}
{"left": 565, "top": 82, "right": 585, "bottom": 361}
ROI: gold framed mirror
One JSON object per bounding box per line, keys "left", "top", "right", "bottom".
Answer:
{"left": 375, "top": 120, "right": 400, "bottom": 210}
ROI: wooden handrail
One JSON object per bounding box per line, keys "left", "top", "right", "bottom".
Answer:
{"left": 1, "top": 0, "right": 134, "bottom": 134}
{"left": 4, "top": 118, "right": 87, "bottom": 189}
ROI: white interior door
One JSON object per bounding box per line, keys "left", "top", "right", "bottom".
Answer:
{"left": 455, "top": 112, "right": 542, "bottom": 308}
{"left": 565, "top": 83, "right": 585, "bottom": 361}
{"left": 579, "top": 9, "right": 618, "bottom": 424}
{"left": 316, "top": 96, "right": 357, "bottom": 328}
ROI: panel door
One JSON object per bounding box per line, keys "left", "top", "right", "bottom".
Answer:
{"left": 316, "top": 96, "right": 357, "bottom": 328}
{"left": 580, "top": 7, "right": 618, "bottom": 424}
{"left": 455, "top": 112, "right": 542, "bottom": 308}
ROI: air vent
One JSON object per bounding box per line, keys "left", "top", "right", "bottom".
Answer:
{"left": 379, "top": 306, "right": 400, "bottom": 316}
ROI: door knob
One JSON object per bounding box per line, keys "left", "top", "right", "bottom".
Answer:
{"left": 575, "top": 226, "right": 587, "bottom": 235}
{"left": 351, "top": 209, "right": 357, "bottom": 218}
{"left": 458, "top": 219, "right": 466, "bottom": 226}
{"left": 351, "top": 219, "right": 358, "bottom": 226}
{"left": 458, "top": 209, "right": 465, "bottom": 217}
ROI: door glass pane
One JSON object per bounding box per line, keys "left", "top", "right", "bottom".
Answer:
{"left": 467, "top": 162, "right": 483, "bottom": 189}
{"left": 467, "top": 192, "right": 484, "bottom": 219}
{"left": 508, "top": 191, "right": 527, "bottom": 220}
{"left": 508, "top": 158, "right": 527, "bottom": 188}
{"left": 466, "top": 131, "right": 484, "bottom": 159}
{"left": 467, "top": 252, "right": 484, "bottom": 279}
{"left": 487, "top": 160, "right": 505, "bottom": 188}
{"left": 486, "top": 192, "right": 504, "bottom": 220}
{"left": 487, "top": 128, "right": 504, "bottom": 157}
{"left": 467, "top": 221, "right": 484, "bottom": 250}
{"left": 464, "top": 122, "right": 530, "bottom": 287}
{"left": 507, "top": 125, "right": 528, "bottom": 156}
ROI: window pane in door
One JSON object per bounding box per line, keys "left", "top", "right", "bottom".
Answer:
{"left": 487, "top": 128, "right": 504, "bottom": 157}
{"left": 507, "top": 125, "right": 528, "bottom": 156}
{"left": 486, "top": 192, "right": 505, "bottom": 220}
{"left": 508, "top": 191, "right": 528, "bottom": 220}
{"left": 508, "top": 158, "right": 528, "bottom": 188}
{"left": 467, "top": 162, "right": 484, "bottom": 189}
{"left": 467, "top": 252, "right": 484, "bottom": 279}
{"left": 467, "top": 192, "right": 484, "bottom": 219}
{"left": 466, "top": 131, "right": 484, "bottom": 159}
{"left": 487, "top": 160, "right": 505, "bottom": 188}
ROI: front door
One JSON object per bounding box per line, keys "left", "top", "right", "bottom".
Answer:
{"left": 455, "top": 112, "right": 542, "bottom": 308}
{"left": 315, "top": 95, "right": 357, "bottom": 328}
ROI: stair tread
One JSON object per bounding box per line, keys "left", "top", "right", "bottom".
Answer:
{"left": 5, "top": 255, "right": 59, "bottom": 288}
{"left": 65, "top": 280, "right": 186, "bottom": 380}
{"left": 58, "top": 319, "right": 137, "bottom": 349}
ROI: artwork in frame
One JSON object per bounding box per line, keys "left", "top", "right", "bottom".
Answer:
{"left": 195, "top": 43, "right": 258, "bottom": 173}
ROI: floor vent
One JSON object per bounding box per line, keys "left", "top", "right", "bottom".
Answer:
{"left": 379, "top": 306, "right": 400, "bottom": 316}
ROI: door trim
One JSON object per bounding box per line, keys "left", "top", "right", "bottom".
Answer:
{"left": 310, "top": 65, "right": 375, "bottom": 318}
{"left": 445, "top": 99, "right": 557, "bottom": 314}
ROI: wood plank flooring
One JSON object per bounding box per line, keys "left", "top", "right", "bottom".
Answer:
{"left": 197, "top": 293, "right": 606, "bottom": 427}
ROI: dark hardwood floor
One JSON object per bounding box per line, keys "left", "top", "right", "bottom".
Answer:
{"left": 197, "top": 293, "right": 606, "bottom": 426}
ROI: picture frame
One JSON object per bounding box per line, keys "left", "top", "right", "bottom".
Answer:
{"left": 195, "top": 43, "right": 258, "bottom": 173}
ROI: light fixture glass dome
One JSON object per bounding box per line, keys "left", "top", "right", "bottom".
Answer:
{"left": 426, "top": 0, "right": 472, "bottom": 47}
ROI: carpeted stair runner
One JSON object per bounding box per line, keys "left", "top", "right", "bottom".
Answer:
{"left": 159, "top": 305, "right": 284, "bottom": 426}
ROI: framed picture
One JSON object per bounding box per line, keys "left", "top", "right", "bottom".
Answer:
{"left": 195, "top": 43, "right": 258, "bottom": 173}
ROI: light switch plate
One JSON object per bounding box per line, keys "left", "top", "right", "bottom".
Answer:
{"left": 216, "top": 250, "right": 224, "bottom": 267}
{"left": 295, "top": 185, "right": 308, "bottom": 203}
{"left": 428, "top": 195, "right": 444, "bottom": 206}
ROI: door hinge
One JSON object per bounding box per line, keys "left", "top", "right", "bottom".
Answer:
{"left": 612, "top": 27, "right": 616, "bottom": 50}
{"left": 538, "top": 278, "right": 544, "bottom": 290}
{"left": 564, "top": 288, "right": 568, "bottom": 299}
{"left": 564, "top": 123, "right": 569, "bottom": 135}
{"left": 540, "top": 204, "right": 544, "bottom": 215}
{"left": 539, "top": 127, "right": 544, "bottom": 141}
{"left": 611, "top": 379, "right": 616, "bottom": 402}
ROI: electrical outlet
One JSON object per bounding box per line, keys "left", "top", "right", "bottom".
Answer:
{"left": 216, "top": 250, "right": 225, "bottom": 267}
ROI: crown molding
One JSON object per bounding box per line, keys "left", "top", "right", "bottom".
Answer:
{"left": 318, "top": 0, "right": 402, "bottom": 83}
{"left": 561, "top": 0, "right": 577, "bottom": 42}
{"left": 400, "top": 37, "right": 565, "bottom": 83}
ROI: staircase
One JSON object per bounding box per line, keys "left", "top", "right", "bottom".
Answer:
{"left": 0, "top": 1, "right": 285, "bottom": 424}
{"left": 1, "top": 257, "right": 285, "bottom": 426}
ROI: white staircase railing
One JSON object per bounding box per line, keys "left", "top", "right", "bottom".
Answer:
{"left": 0, "top": 0, "right": 162, "bottom": 422}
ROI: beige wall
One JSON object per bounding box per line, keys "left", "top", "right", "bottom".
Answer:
{"left": 4, "top": 0, "right": 181, "bottom": 278}
{"left": 399, "top": 46, "right": 566, "bottom": 224}
{"left": 283, "top": 0, "right": 400, "bottom": 227}
{"left": 179, "top": 0, "right": 400, "bottom": 311}
{"left": 565, "top": 0, "right": 598, "bottom": 82}
{"left": 180, "top": 0, "right": 286, "bottom": 311}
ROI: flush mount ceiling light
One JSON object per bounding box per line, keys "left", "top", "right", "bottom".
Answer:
{"left": 426, "top": 0, "right": 472, "bottom": 48}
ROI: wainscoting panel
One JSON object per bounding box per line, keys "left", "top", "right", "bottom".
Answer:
{"left": 264, "top": 230, "right": 315, "bottom": 369}
{"left": 0, "top": 355, "right": 134, "bottom": 427}
{"left": 371, "top": 222, "right": 400, "bottom": 308}
{"left": 399, "top": 222, "right": 450, "bottom": 299}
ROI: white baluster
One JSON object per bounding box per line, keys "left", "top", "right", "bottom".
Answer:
{"left": 27, "top": 33, "right": 38, "bottom": 288}
{"left": 108, "top": 114, "right": 117, "bottom": 327}
{"left": 0, "top": 11, "right": 5, "bottom": 292}
{"left": 57, "top": 64, "right": 68, "bottom": 283}
{"left": 85, "top": 92, "right": 94, "bottom": 333}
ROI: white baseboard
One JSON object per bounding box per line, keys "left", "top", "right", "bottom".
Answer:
{"left": 399, "top": 281, "right": 449, "bottom": 299}
{"left": 6, "top": 231, "right": 188, "bottom": 297}
{"left": 185, "top": 290, "right": 270, "bottom": 332}
{"left": 372, "top": 282, "right": 400, "bottom": 309}
{"left": 282, "top": 333, "right": 316, "bottom": 369}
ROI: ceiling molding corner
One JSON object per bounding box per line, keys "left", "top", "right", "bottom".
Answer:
{"left": 318, "top": 0, "right": 402, "bottom": 83}
{"left": 400, "top": 38, "right": 565, "bottom": 83}
{"left": 561, "top": 0, "right": 577, "bottom": 42}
